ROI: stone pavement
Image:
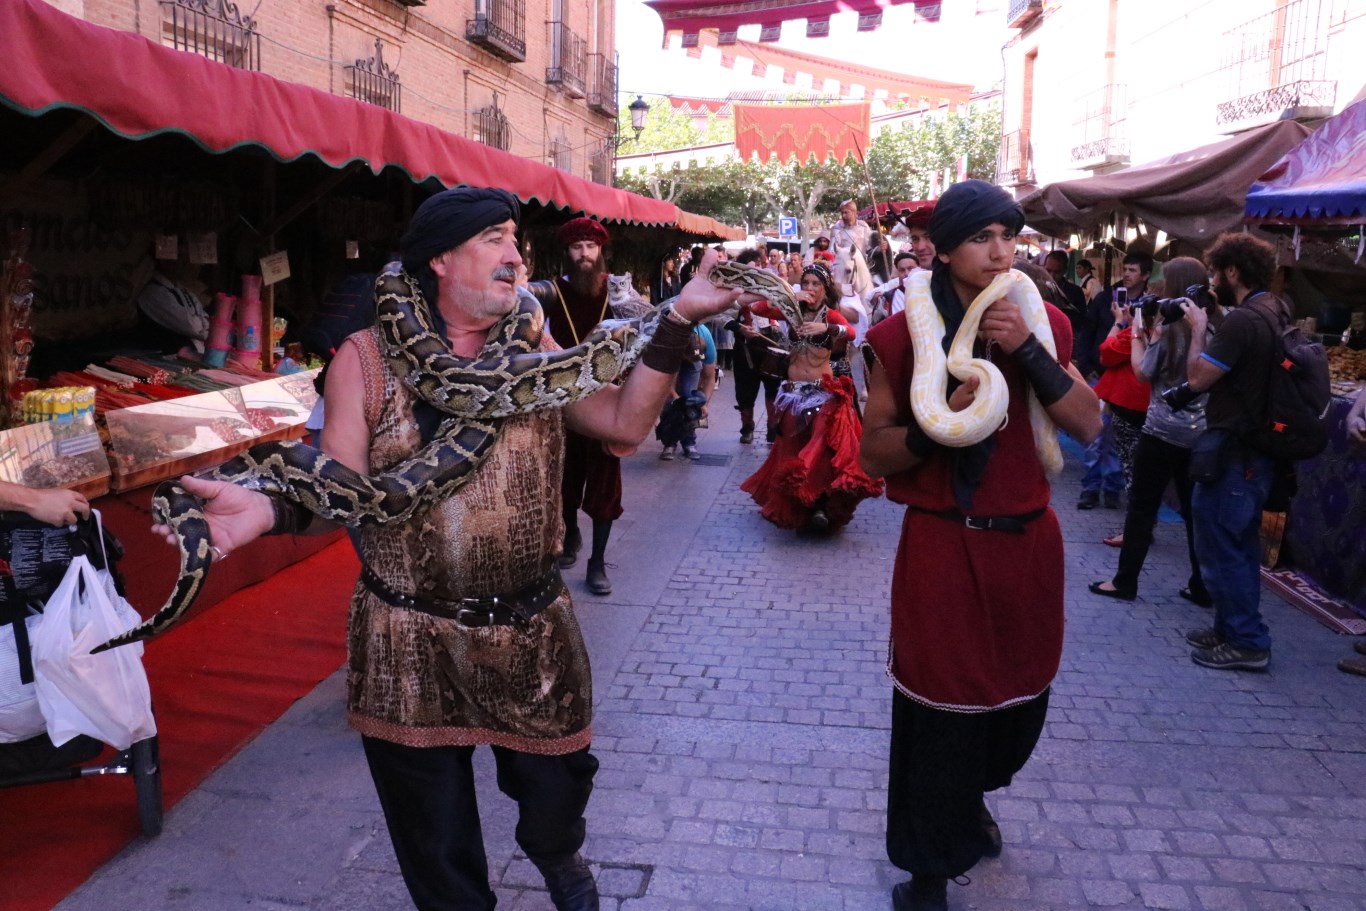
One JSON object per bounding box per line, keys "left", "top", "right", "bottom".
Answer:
{"left": 56, "top": 388, "right": 1366, "bottom": 911}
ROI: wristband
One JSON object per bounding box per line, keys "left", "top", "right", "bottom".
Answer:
{"left": 265, "top": 494, "right": 315, "bottom": 536}
{"left": 1013, "top": 334, "right": 1074, "bottom": 408}
{"left": 905, "top": 420, "right": 936, "bottom": 459}
{"left": 639, "top": 307, "right": 696, "bottom": 374}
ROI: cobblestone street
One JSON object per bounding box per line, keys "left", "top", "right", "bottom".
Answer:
{"left": 58, "top": 402, "right": 1366, "bottom": 911}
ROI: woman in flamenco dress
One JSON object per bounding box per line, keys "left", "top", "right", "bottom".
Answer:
{"left": 740, "top": 262, "right": 883, "bottom": 532}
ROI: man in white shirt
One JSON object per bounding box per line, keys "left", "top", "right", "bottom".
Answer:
{"left": 864, "top": 251, "right": 920, "bottom": 321}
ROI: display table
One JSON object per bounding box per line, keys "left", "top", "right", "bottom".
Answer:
{"left": 1281, "top": 392, "right": 1366, "bottom": 619}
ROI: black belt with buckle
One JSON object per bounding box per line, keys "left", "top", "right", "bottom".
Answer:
{"left": 915, "top": 505, "right": 1047, "bottom": 535}
{"left": 359, "top": 564, "right": 564, "bottom": 627}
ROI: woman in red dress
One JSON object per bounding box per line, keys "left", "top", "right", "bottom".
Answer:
{"left": 740, "top": 262, "right": 882, "bottom": 532}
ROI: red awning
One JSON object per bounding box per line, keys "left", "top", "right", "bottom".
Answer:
{"left": 0, "top": 0, "right": 688, "bottom": 229}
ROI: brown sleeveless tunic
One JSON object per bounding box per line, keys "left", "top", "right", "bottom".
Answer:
{"left": 344, "top": 327, "right": 592, "bottom": 754}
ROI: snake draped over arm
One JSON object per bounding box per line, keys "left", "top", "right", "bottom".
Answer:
{"left": 92, "top": 263, "right": 677, "bottom": 653}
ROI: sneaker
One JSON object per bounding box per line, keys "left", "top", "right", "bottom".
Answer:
{"left": 683, "top": 446, "right": 702, "bottom": 460}
{"left": 1185, "top": 627, "right": 1223, "bottom": 649}
{"left": 1192, "top": 641, "right": 1270, "bottom": 671}
{"left": 1077, "top": 491, "right": 1099, "bottom": 510}
{"left": 659, "top": 446, "right": 675, "bottom": 461}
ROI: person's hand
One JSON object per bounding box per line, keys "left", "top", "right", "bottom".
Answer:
{"left": 23, "top": 487, "right": 89, "bottom": 527}
{"left": 1110, "top": 299, "right": 1128, "bottom": 325}
{"left": 949, "top": 375, "right": 980, "bottom": 412}
{"left": 1181, "top": 298, "right": 1207, "bottom": 334}
{"left": 737, "top": 323, "right": 761, "bottom": 340}
{"left": 797, "top": 322, "right": 829, "bottom": 338}
{"left": 674, "top": 249, "right": 745, "bottom": 321}
{"left": 150, "top": 475, "right": 274, "bottom": 560}
{"left": 1348, "top": 394, "right": 1366, "bottom": 447}
{"left": 979, "top": 298, "right": 1031, "bottom": 354}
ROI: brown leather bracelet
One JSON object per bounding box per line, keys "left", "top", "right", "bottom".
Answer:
{"left": 264, "top": 494, "right": 315, "bottom": 536}
{"left": 639, "top": 308, "right": 697, "bottom": 373}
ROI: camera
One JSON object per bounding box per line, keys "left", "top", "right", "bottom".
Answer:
{"left": 1131, "top": 283, "right": 1213, "bottom": 327}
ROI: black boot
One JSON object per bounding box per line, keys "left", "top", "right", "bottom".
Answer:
{"left": 558, "top": 522, "right": 582, "bottom": 569}
{"left": 739, "top": 406, "right": 755, "bottom": 444}
{"left": 891, "top": 876, "right": 948, "bottom": 911}
{"left": 980, "top": 798, "right": 1002, "bottom": 857}
{"left": 586, "top": 521, "right": 612, "bottom": 595}
{"left": 535, "top": 853, "right": 599, "bottom": 911}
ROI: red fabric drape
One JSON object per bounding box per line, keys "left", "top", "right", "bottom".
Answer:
{"left": 734, "top": 103, "right": 871, "bottom": 164}
{"left": 647, "top": 0, "right": 934, "bottom": 44}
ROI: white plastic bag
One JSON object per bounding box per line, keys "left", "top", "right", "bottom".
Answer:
{"left": 0, "top": 614, "right": 46, "bottom": 743}
{"left": 32, "top": 554, "right": 156, "bottom": 750}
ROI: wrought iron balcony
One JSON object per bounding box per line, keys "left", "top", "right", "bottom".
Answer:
{"left": 546, "top": 21, "right": 587, "bottom": 98}
{"left": 548, "top": 134, "right": 572, "bottom": 173}
{"left": 1070, "top": 84, "right": 1130, "bottom": 170}
{"left": 1006, "top": 0, "right": 1043, "bottom": 29}
{"left": 590, "top": 142, "right": 612, "bottom": 185}
{"left": 474, "top": 101, "right": 511, "bottom": 152}
{"left": 467, "top": 0, "right": 526, "bottom": 63}
{"left": 160, "top": 0, "right": 260, "bottom": 70}
{"left": 587, "top": 54, "right": 617, "bottom": 115}
{"left": 998, "top": 128, "right": 1033, "bottom": 187}
{"left": 1214, "top": 0, "right": 1336, "bottom": 131}
{"left": 345, "top": 38, "right": 400, "bottom": 113}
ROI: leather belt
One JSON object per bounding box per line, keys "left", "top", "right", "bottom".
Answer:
{"left": 359, "top": 564, "right": 563, "bottom": 628}
{"left": 914, "top": 506, "right": 1047, "bottom": 535}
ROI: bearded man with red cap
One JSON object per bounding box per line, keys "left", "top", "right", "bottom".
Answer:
{"left": 527, "top": 216, "right": 622, "bottom": 596}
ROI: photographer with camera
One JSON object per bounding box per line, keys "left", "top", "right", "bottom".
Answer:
{"left": 1076, "top": 251, "right": 1152, "bottom": 510}
{"left": 1089, "top": 257, "right": 1215, "bottom": 605}
{"left": 1162, "top": 233, "right": 1285, "bottom": 671}
{"left": 1091, "top": 290, "right": 1152, "bottom": 527}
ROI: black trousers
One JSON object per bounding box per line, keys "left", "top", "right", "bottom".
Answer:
{"left": 362, "top": 736, "right": 599, "bottom": 911}
{"left": 731, "top": 345, "right": 780, "bottom": 411}
{"left": 1112, "top": 431, "right": 1208, "bottom": 599}
{"left": 886, "top": 689, "right": 1048, "bottom": 878}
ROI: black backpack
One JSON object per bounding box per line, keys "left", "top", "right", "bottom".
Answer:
{"left": 1243, "top": 296, "right": 1331, "bottom": 462}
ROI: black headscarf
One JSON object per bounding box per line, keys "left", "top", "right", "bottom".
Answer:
{"left": 397, "top": 187, "right": 521, "bottom": 444}
{"left": 923, "top": 180, "right": 1025, "bottom": 512}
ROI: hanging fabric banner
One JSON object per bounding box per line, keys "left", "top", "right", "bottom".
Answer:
{"left": 734, "top": 103, "right": 871, "bottom": 164}
{"left": 646, "top": 0, "right": 929, "bottom": 47}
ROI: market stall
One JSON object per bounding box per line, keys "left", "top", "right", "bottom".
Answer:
{"left": 1244, "top": 99, "right": 1366, "bottom": 627}
{"left": 0, "top": 0, "right": 742, "bottom": 618}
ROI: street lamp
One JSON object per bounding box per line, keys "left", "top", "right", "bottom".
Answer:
{"left": 628, "top": 95, "right": 650, "bottom": 141}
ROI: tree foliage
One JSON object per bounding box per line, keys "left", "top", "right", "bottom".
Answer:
{"left": 616, "top": 98, "right": 733, "bottom": 155}
{"left": 616, "top": 102, "right": 1002, "bottom": 237}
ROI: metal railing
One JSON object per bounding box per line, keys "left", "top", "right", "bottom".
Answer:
{"left": 474, "top": 102, "right": 511, "bottom": 152}
{"left": 345, "top": 38, "right": 401, "bottom": 113}
{"left": 1006, "top": 0, "right": 1043, "bottom": 28}
{"left": 467, "top": 0, "right": 526, "bottom": 62}
{"left": 549, "top": 134, "right": 572, "bottom": 173}
{"left": 590, "top": 142, "right": 612, "bottom": 185}
{"left": 1070, "top": 84, "right": 1129, "bottom": 168}
{"left": 587, "top": 55, "right": 617, "bottom": 114}
{"left": 1215, "top": 0, "right": 1335, "bottom": 127}
{"left": 160, "top": 0, "right": 260, "bottom": 70}
{"left": 998, "top": 128, "right": 1033, "bottom": 186}
{"left": 546, "top": 20, "right": 587, "bottom": 98}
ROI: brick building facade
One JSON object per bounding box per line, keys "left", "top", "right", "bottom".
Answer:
{"left": 49, "top": 0, "right": 618, "bottom": 184}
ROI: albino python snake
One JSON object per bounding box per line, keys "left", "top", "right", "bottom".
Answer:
{"left": 902, "top": 268, "right": 1064, "bottom": 476}
{"left": 93, "top": 263, "right": 675, "bottom": 653}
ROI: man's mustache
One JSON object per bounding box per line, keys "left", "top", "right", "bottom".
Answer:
{"left": 492, "top": 265, "right": 517, "bottom": 282}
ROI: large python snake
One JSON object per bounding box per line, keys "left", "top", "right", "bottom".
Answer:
{"left": 902, "top": 268, "right": 1064, "bottom": 475}
{"left": 93, "top": 263, "right": 674, "bottom": 653}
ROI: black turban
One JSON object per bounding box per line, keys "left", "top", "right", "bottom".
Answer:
{"left": 928, "top": 179, "right": 1024, "bottom": 254}
{"left": 400, "top": 187, "right": 521, "bottom": 273}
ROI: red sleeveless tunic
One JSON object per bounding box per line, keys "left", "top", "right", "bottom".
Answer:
{"left": 863, "top": 304, "right": 1074, "bottom": 711}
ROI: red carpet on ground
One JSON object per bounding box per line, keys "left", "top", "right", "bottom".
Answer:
{"left": 0, "top": 537, "right": 359, "bottom": 911}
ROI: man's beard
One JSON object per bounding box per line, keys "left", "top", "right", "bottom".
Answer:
{"left": 568, "top": 252, "right": 606, "bottom": 296}
{"left": 1213, "top": 280, "right": 1239, "bottom": 311}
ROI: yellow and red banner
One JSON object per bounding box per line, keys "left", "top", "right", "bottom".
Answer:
{"left": 734, "top": 102, "right": 871, "bottom": 164}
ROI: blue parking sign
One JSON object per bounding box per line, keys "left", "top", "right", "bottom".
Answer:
{"left": 779, "top": 217, "right": 799, "bottom": 238}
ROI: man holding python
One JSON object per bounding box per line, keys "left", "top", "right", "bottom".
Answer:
{"left": 860, "top": 180, "right": 1101, "bottom": 911}
{"left": 146, "top": 187, "right": 744, "bottom": 911}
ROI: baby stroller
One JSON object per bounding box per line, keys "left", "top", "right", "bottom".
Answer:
{"left": 0, "top": 510, "right": 163, "bottom": 836}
